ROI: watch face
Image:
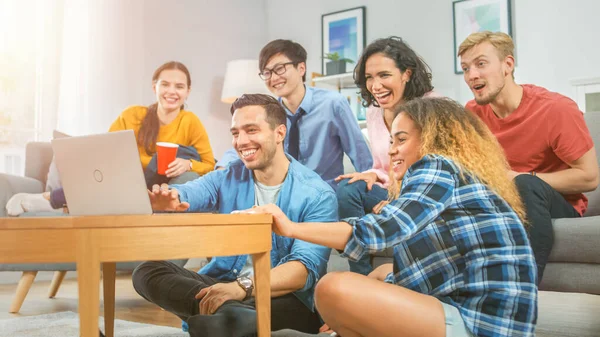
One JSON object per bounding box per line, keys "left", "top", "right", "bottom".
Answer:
{"left": 239, "top": 277, "right": 253, "bottom": 289}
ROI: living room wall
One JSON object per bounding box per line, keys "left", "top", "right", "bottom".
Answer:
{"left": 68, "top": 0, "right": 269, "bottom": 160}
{"left": 265, "top": 0, "right": 600, "bottom": 104}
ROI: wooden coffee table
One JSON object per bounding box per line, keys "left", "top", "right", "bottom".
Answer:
{"left": 0, "top": 213, "right": 273, "bottom": 337}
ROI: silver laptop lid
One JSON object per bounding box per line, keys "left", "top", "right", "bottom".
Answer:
{"left": 51, "top": 130, "right": 152, "bottom": 216}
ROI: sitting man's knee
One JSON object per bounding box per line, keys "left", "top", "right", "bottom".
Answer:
{"left": 336, "top": 179, "right": 366, "bottom": 200}
{"left": 514, "top": 174, "right": 546, "bottom": 195}
{"left": 132, "top": 261, "right": 167, "bottom": 287}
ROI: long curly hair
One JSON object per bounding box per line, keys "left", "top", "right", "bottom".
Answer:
{"left": 387, "top": 97, "right": 526, "bottom": 222}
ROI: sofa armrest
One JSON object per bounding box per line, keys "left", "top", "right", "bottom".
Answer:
{"left": 0, "top": 173, "right": 44, "bottom": 217}
{"left": 549, "top": 216, "right": 600, "bottom": 264}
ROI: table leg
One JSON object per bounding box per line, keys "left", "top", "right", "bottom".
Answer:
{"left": 102, "top": 262, "right": 116, "bottom": 337}
{"left": 252, "top": 251, "right": 271, "bottom": 337}
{"left": 77, "top": 230, "right": 100, "bottom": 337}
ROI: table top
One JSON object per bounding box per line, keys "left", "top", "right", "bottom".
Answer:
{"left": 0, "top": 213, "right": 273, "bottom": 230}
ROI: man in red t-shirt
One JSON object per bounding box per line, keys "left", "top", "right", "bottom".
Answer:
{"left": 458, "top": 31, "right": 599, "bottom": 284}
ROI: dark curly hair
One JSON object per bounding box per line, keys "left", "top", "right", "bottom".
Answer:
{"left": 354, "top": 37, "right": 433, "bottom": 108}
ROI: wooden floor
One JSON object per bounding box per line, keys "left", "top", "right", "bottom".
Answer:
{"left": 0, "top": 273, "right": 182, "bottom": 328}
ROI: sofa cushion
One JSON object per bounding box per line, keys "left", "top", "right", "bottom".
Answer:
{"left": 539, "top": 262, "right": 600, "bottom": 295}
{"left": 549, "top": 217, "right": 600, "bottom": 264}
{"left": 537, "top": 291, "right": 600, "bottom": 337}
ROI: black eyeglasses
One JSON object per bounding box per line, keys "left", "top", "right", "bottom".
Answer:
{"left": 258, "top": 62, "right": 297, "bottom": 80}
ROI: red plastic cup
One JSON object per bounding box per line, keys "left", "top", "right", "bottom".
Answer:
{"left": 156, "top": 142, "right": 179, "bottom": 175}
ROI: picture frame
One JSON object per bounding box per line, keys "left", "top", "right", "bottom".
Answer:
{"left": 453, "top": 0, "right": 512, "bottom": 74}
{"left": 321, "top": 6, "right": 366, "bottom": 75}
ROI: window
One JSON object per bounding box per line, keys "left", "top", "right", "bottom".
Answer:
{"left": 0, "top": 0, "right": 61, "bottom": 175}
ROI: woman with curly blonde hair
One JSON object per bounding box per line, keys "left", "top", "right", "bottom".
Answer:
{"left": 253, "top": 97, "right": 537, "bottom": 337}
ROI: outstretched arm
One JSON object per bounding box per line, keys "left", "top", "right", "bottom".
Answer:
{"left": 249, "top": 204, "right": 352, "bottom": 251}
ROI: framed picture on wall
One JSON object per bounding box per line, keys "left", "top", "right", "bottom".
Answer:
{"left": 321, "top": 6, "right": 366, "bottom": 76}
{"left": 453, "top": 0, "right": 512, "bottom": 74}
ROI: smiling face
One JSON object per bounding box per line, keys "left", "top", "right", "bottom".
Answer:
{"left": 262, "top": 53, "right": 305, "bottom": 98}
{"left": 152, "top": 69, "right": 190, "bottom": 113}
{"left": 388, "top": 112, "right": 422, "bottom": 181}
{"left": 460, "top": 42, "right": 514, "bottom": 105}
{"left": 365, "top": 53, "right": 411, "bottom": 110}
{"left": 230, "top": 105, "right": 285, "bottom": 171}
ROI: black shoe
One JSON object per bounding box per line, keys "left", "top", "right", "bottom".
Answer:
{"left": 99, "top": 330, "right": 105, "bottom": 337}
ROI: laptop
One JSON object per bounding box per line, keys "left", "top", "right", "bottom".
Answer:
{"left": 51, "top": 130, "right": 153, "bottom": 216}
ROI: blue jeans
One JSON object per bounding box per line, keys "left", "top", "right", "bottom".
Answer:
{"left": 336, "top": 179, "right": 388, "bottom": 275}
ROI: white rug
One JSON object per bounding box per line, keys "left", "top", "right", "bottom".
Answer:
{"left": 0, "top": 311, "right": 188, "bottom": 337}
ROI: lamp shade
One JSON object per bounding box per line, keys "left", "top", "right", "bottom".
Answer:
{"left": 221, "top": 59, "right": 272, "bottom": 104}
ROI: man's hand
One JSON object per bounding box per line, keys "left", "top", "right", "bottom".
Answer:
{"left": 244, "top": 204, "right": 297, "bottom": 238}
{"left": 195, "top": 282, "right": 246, "bottom": 315}
{"left": 148, "top": 183, "right": 190, "bottom": 212}
{"left": 334, "top": 171, "right": 379, "bottom": 191}
{"left": 165, "top": 158, "right": 192, "bottom": 178}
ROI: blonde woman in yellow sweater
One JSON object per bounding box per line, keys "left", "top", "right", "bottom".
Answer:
{"left": 6, "top": 61, "right": 215, "bottom": 215}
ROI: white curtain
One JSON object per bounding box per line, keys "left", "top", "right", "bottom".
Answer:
{"left": 55, "top": 0, "right": 91, "bottom": 136}
{"left": 0, "top": 0, "right": 64, "bottom": 144}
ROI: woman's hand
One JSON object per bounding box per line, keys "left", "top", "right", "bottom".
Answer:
{"left": 242, "top": 204, "right": 297, "bottom": 238}
{"left": 372, "top": 200, "right": 390, "bottom": 214}
{"left": 368, "top": 263, "right": 393, "bottom": 281}
{"left": 334, "top": 171, "right": 379, "bottom": 191}
{"left": 165, "top": 158, "right": 192, "bottom": 178}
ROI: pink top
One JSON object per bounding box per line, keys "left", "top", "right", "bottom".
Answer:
{"left": 364, "top": 91, "right": 440, "bottom": 187}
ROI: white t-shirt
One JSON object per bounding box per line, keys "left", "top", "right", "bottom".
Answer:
{"left": 238, "top": 180, "right": 283, "bottom": 278}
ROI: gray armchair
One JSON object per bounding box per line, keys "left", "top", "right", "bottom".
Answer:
{"left": 0, "top": 142, "right": 187, "bottom": 313}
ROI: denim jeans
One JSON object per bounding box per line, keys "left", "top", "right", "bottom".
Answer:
{"left": 336, "top": 179, "right": 388, "bottom": 275}
{"left": 514, "top": 175, "right": 580, "bottom": 284}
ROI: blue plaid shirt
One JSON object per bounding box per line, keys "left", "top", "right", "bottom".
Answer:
{"left": 342, "top": 155, "right": 537, "bottom": 337}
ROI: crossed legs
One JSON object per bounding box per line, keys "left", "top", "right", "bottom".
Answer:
{"left": 315, "top": 271, "right": 446, "bottom": 337}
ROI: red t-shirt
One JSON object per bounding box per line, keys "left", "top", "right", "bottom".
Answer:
{"left": 466, "top": 84, "right": 594, "bottom": 215}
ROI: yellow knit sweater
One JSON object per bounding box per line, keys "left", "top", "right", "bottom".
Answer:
{"left": 109, "top": 105, "right": 215, "bottom": 175}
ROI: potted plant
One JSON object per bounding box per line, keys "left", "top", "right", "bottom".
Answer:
{"left": 323, "top": 52, "right": 354, "bottom": 76}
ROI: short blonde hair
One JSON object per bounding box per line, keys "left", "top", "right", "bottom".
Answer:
{"left": 458, "top": 31, "right": 515, "bottom": 77}
{"left": 458, "top": 31, "right": 514, "bottom": 58}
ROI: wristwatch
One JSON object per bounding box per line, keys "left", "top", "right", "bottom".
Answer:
{"left": 236, "top": 276, "right": 254, "bottom": 300}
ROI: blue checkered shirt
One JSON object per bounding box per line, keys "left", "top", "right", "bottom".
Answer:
{"left": 342, "top": 155, "right": 537, "bottom": 337}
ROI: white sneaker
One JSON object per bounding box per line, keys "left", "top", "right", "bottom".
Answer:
{"left": 21, "top": 193, "right": 56, "bottom": 213}
{"left": 5, "top": 193, "right": 28, "bottom": 216}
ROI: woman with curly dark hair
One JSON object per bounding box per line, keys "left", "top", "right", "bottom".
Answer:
{"left": 334, "top": 37, "right": 439, "bottom": 275}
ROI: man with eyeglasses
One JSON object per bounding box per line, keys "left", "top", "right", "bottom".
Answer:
{"left": 217, "top": 39, "right": 372, "bottom": 190}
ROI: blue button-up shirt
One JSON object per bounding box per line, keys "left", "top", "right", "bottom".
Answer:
{"left": 343, "top": 155, "right": 537, "bottom": 337}
{"left": 216, "top": 86, "right": 373, "bottom": 189}
{"left": 171, "top": 155, "right": 337, "bottom": 311}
